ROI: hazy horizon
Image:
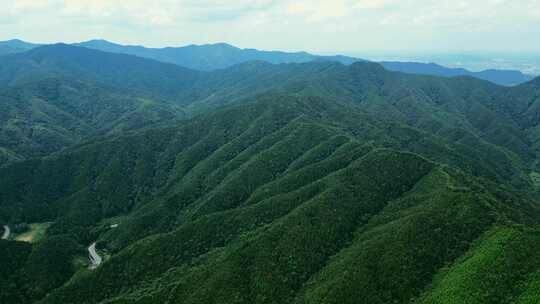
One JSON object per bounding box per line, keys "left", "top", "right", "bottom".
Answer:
{"left": 4, "top": 37, "right": 540, "bottom": 56}
{"left": 3, "top": 36, "right": 540, "bottom": 75}
{"left": 2, "top": 0, "right": 540, "bottom": 54}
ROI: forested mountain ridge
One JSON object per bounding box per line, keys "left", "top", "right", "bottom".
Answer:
{"left": 75, "top": 39, "right": 318, "bottom": 71}
{"left": 0, "top": 44, "right": 202, "bottom": 99}
{"left": 0, "top": 78, "right": 184, "bottom": 165}
{"left": 0, "top": 39, "right": 533, "bottom": 86}
{"left": 0, "top": 44, "right": 197, "bottom": 165}
{"left": 74, "top": 39, "right": 535, "bottom": 86}
{"left": 2, "top": 45, "right": 540, "bottom": 303}
{"left": 1, "top": 44, "right": 540, "bottom": 174}
{"left": 2, "top": 95, "right": 540, "bottom": 304}
{"left": 1, "top": 44, "right": 538, "bottom": 171}
{"left": 380, "top": 61, "right": 533, "bottom": 86}
{"left": 1, "top": 44, "right": 539, "bottom": 176}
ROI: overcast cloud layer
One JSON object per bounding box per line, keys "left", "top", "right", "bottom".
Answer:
{"left": 2, "top": 0, "right": 540, "bottom": 53}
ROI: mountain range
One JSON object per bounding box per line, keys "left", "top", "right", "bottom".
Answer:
{"left": 0, "top": 39, "right": 39, "bottom": 56}
{"left": 1, "top": 43, "right": 540, "bottom": 304}
{"left": 0, "top": 39, "right": 534, "bottom": 86}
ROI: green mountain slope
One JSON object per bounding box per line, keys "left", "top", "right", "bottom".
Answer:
{"left": 416, "top": 226, "right": 540, "bottom": 304}
{"left": 0, "top": 44, "right": 199, "bottom": 165}
{"left": 2, "top": 47, "right": 540, "bottom": 304}
{"left": 0, "top": 78, "right": 184, "bottom": 166}
{"left": 0, "top": 44, "right": 201, "bottom": 100}
{"left": 2, "top": 45, "right": 535, "bottom": 171}
{"left": 0, "top": 93, "right": 539, "bottom": 303}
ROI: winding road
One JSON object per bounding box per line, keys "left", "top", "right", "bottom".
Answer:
{"left": 88, "top": 242, "right": 102, "bottom": 270}
{"left": 1, "top": 225, "right": 10, "bottom": 240}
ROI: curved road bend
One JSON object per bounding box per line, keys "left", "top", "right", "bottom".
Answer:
{"left": 88, "top": 242, "right": 103, "bottom": 269}
{"left": 1, "top": 225, "right": 10, "bottom": 240}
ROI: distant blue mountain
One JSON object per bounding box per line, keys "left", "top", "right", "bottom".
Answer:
{"left": 74, "top": 39, "right": 316, "bottom": 71}
{"left": 530, "top": 75, "right": 540, "bottom": 86}
{"left": 74, "top": 40, "right": 537, "bottom": 86}
{"left": 379, "top": 62, "right": 533, "bottom": 86}
{"left": 0, "top": 39, "right": 534, "bottom": 86}
{"left": 0, "top": 39, "right": 41, "bottom": 55}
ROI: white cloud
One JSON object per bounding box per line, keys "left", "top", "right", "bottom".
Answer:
{"left": 0, "top": 0, "right": 539, "bottom": 52}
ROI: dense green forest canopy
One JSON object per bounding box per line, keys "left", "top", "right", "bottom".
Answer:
{"left": 1, "top": 44, "right": 540, "bottom": 303}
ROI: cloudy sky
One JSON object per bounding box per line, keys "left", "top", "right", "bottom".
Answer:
{"left": 2, "top": 0, "right": 540, "bottom": 54}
